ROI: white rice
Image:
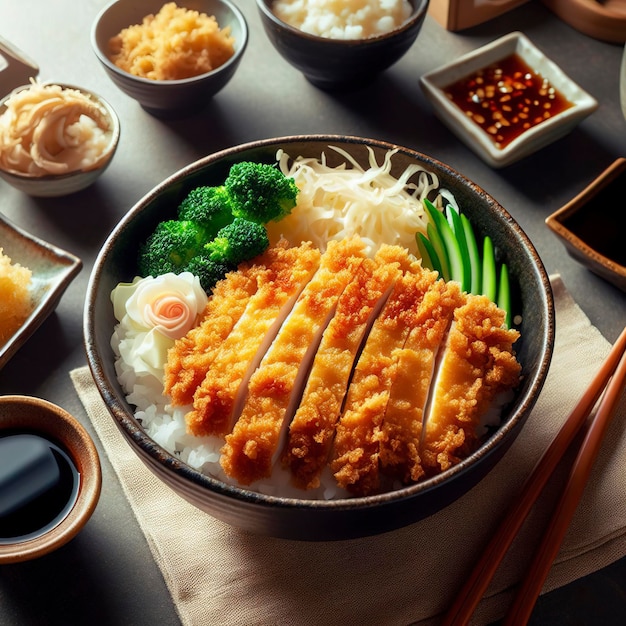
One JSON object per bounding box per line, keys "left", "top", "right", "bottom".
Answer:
{"left": 111, "top": 324, "right": 350, "bottom": 499}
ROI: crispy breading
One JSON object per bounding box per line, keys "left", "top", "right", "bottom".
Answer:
{"left": 163, "top": 262, "right": 263, "bottom": 406}
{"left": 221, "top": 237, "right": 367, "bottom": 485}
{"left": 330, "top": 256, "right": 438, "bottom": 496}
{"left": 185, "top": 241, "right": 321, "bottom": 437}
{"left": 420, "top": 294, "right": 521, "bottom": 474}
{"left": 283, "top": 245, "right": 404, "bottom": 490}
{"left": 378, "top": 278, "right": 463, "bottom": 484}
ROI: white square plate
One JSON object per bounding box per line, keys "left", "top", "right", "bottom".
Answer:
{"left": 419, "top": 31, "right": 598, "bottom": 168}
{"left": 0, "top": 214, "right": 82, "bottom": 371}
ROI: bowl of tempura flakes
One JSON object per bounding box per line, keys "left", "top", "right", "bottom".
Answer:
{"left": 91, "top": 0, "right": 248, "bottom": 117}
{"left": 85, "top": 134, "right": 554, "bottom": 541}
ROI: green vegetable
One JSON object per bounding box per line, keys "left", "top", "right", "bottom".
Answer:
{"left": 203, "top": 217, "right": 270, "bottom": 265}
{"left": 185, "top": 256, "right": 235, "bottom": 292}
{"left": 482, "top": 236, "right": 497, "bottom": 303}
{"left": 460, "top": 213, "right": 481, "bottom": 294}
{"left": 497, "top": 263, "right": 512, "bottom": 329}
{"left": 423, "top": 199, "right": 465, "bottom": 288}
{"left": 417, "top": 199, "right": 515, "bottom": 327}
{"left": 138, "top": 220, "right": 207, "bottom": 277}
{"left": 138, "top": 161, "right": 297, "bottom": 285}
{"left": 225, "top": 161, "right": 299, "bottom": 224}
{"left": 177, "top": 186, "right": 234, "bottom": 238}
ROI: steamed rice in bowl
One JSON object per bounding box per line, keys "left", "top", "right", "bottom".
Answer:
{"left": 109, "top": 143, "right": 522, "bottom": 500}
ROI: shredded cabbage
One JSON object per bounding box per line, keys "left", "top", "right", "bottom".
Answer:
{"left": 267, "top": 146, "right": 454, "bottom": 257}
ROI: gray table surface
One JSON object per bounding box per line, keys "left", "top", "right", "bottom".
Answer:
{"left": 1, "top": 1, "right": 625, "bottom": 624}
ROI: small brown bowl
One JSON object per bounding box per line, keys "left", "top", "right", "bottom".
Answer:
{"left": 0, "top": 396, "right": 101, "bottom": 564}
{"left": 546, "top": 157, "right": 626, "bottom": 291}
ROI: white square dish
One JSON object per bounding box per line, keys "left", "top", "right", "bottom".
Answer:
{"left": 0, "top": 214, "right": 82, "bottom": 370}
{"left": 419, "top": 31, "right": 598, "bottom": 168}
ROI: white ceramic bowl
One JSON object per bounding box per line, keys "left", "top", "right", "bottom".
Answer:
{"left": 420, "top": 32, "right": 598, "bottom": 168}
{"left": 0, "top": 83, "right": 120, "bottom": 197}
{"left": 91, "top": 0, "right": 248, "bottom": 117}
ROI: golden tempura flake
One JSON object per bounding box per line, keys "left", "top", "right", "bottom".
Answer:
{"left": 0, "top": 248, "right": 32, "bottom": 347}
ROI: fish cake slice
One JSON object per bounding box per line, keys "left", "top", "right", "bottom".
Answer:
{"left": 420, "top": 294, "right": 521, "bottom": 474}
{"left": 330, "top": 257, "right": 438, "bottom": 496}
{"left": 185, "top": 240, "right": 321, "bottom": 437}
{"left": 283, "top": 245, "right": 404, "bottom": 490}
{"left": 221, "top": 236, "right": 367, "bottom": 485}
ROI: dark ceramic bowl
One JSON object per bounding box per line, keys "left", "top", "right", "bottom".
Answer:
{"left": 256, "top": 0, "right": 429, "bottom": 89}
{"left": 84, "top": 135, "right": 554, "bottom": 541}
{"left": 91, "top": 0, "right": 248, "bottom": 117}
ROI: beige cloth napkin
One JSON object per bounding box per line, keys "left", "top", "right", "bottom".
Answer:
{"left": 71, "top": 275, "right": 626, "bottom": 626}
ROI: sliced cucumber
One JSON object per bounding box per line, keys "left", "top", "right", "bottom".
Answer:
{"left": 460, "top": 213, "right": 481, "bottom": 294}
{"left": 498, "top": 262, "right": 512, "bottom": 328}
{"left": 447, "top": 205, "right": 471, "bottom": 292}
{"left": 424, "top": 199, "right": 464, "bottom": 285}
{"left": 482, "top": 236, "right": 497, "bottom": 303}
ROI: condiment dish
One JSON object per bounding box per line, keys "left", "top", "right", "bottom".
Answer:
{"left": 91, "top": 0, "right": 248, "bottom": 117}
{"left": 419, "top": 31, "right": 598, "bottom": 168}
{"left": 256, "top": 0, "right": 429, "bottom": 90}
{"left": 0, "top": 395, "right": 102, "bottom": 564}
{"left": 84, "top": 135, "right": 554, "bottom": 541}
{"left": 0, "top": 83, "right": 120, "bottom": 197}
{"left": 546, "top": 157, "right": 626, "bottom": 291}
{"left": 0, "top": 213, "right": 82, "bottom": 371}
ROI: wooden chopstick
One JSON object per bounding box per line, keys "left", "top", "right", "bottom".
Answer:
{"left": 442, "top": 325, "right": 626, "bottom": 626}
{"left": 504, "top": 335, "right": 626, "bottom": 624}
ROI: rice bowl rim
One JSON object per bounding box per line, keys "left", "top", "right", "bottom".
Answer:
{"left": 84, "top": 134, "right": 554, "bottom": 513}
{"left": 256, "top": 0, "right": 430, "bottom": 47}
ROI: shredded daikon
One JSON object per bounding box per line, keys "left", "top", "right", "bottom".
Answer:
{"left": 0, "top": 80, "right": 113, "bottom": 176}
{"left": 267, "top": 146, "right": 453, "bottom": 257}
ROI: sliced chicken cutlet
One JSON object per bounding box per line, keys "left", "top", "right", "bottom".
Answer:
{"left": 164, "top": 261, "right": 265, "bottom": 407}
{"left": 221, "top": 237, "right": 368, "bottom": 485}
{"left": 185, "top": 240, "right": 321, "bottom": 437}
{"left": 330, "top": 254, "right": 438, "bottom": 496}
{"left": 283, "top": 245, "right": 404, "bottom": 490}
{"left": 420, "top": 294, "right": 521, "bottom": 474}
{"left": 378, "top": 277, "right": 463, "bottom": 484}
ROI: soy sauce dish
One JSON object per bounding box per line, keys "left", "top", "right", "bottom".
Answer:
{"left": 0, "top": 396, "right": 101, "bottom": 564}
{"left": 546, "top": 157, "right": 626, "bottom": 291}
{"left": 420, "top": 31, "right": 598, "bottom": 168}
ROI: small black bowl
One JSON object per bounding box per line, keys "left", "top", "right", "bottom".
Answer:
{"left": 256, "top": 0, "right": 429, "bottom": 89}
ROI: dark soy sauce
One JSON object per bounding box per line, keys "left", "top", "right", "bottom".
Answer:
{"left": 0, "top": 432, "right": 80, "bottom": 544}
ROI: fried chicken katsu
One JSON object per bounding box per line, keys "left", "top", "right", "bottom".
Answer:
{"left": 329, "top": 256, "right": 439, "bottom": 496}
{"left": 160, "top": 235, "right": 522, "bottom": 496}
{"left": 185, "top": 240, "right": 321, "bottom": 437}
{"left": 163, "top": 261, "right": 262, "bottom": 407}
{"left": 282, "top": 245, "right": 404, "bottom": 490}
{"left": 221, "top": 237, "right": 367, "bottom": 485}
{"left": 419, "top": 295, "right": 521, "bottom": 474}
{"left": 378, "top": 278, "right": 463, "bottom": 484}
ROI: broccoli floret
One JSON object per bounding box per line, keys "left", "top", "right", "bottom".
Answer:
{"left": 224, "top": 161, "right": 299, "bottom": 224}
{"left": 138, "top": 219, "right": 207, "bottom": 277}
{"left": 177, "top": 186, "right": 234, "bottom": 239}
{"left": 185, "top": 255, "right": 235, "bottom": 292}
{"left": 204, "top": 217, "right": 269, "bottom": 265}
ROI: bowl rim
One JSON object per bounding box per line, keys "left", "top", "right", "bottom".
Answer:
{"left": 90, "top": 0, "right": 249, "bottom": 86}
{"left": 0, "top": 81, "right": 120, "bottom": 181}
{"left": 85, "top": 133, "right": 555, "bottom": 514}
{"left": 0, "top": 395, "right": 102, "bottom": 563}
{"left": 419, "top": 31, "right": 598, "bottom": 168}
{"left": 255, "top": 0, "right": 430, "bottom": 45}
